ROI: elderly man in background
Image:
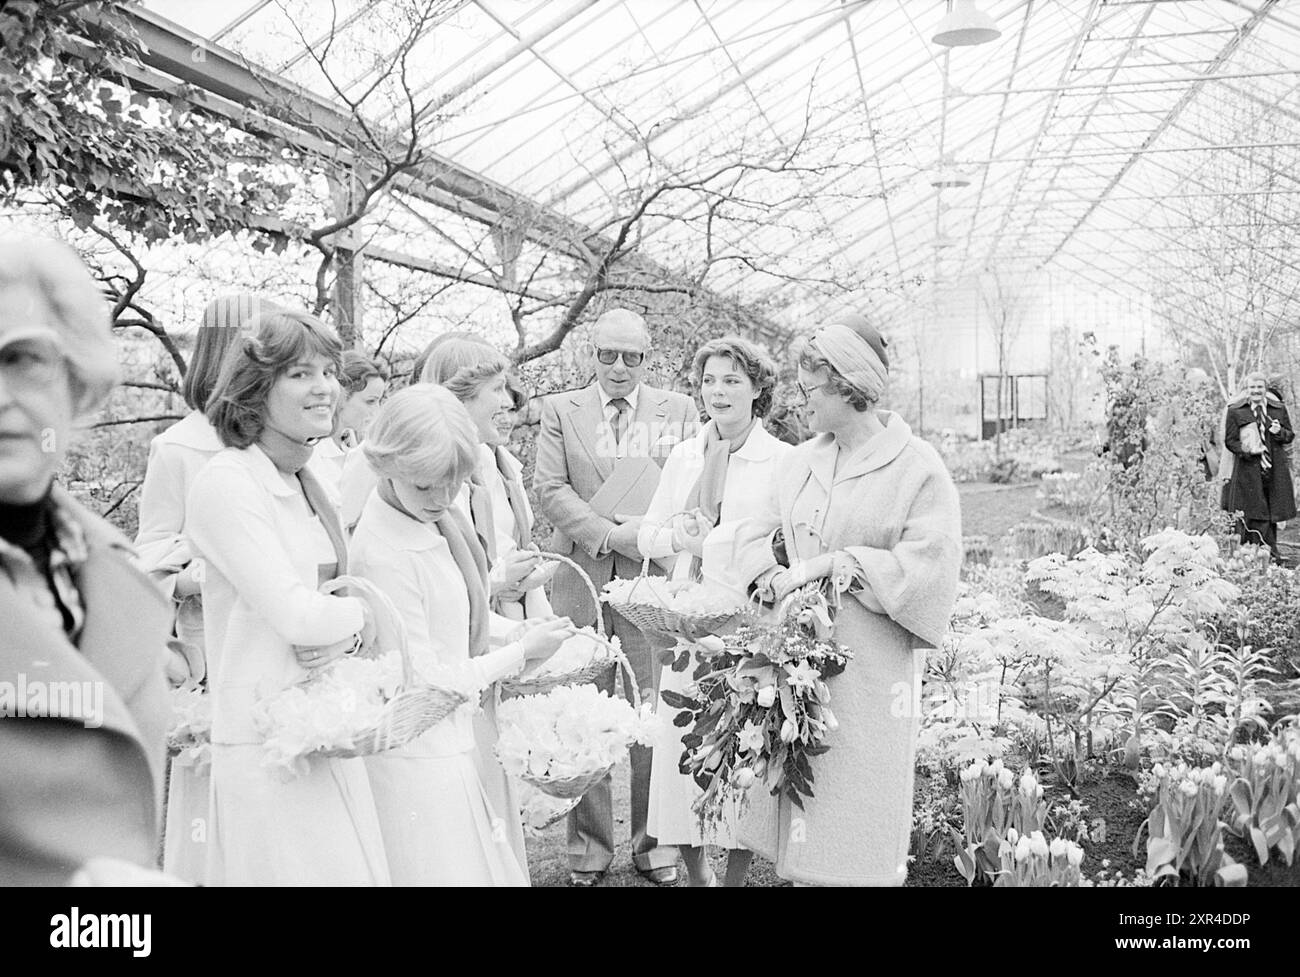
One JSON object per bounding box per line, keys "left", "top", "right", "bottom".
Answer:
{"left": 534, "top": 308, "right": 698, "bottom": 886}
{"left": 0, "top": 237, "right": 173, "bottom": 885}
{"left": 1225, "top": 371, "right": 1295, "bottom": 563}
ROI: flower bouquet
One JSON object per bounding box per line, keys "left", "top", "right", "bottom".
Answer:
{"left": 601, "top": 573, "right": 744, "bottom": 642}
{"left": 167, "top": 686, "right": 212, "bottom": 773}
{"left": 253, "top": 576, "right": 472, "bottom": 778}
{"left": 495, "top": 683, "right": 660, "bottom": 799}
{"left": 661, "top": 583, "right": 853, "bottom": 833}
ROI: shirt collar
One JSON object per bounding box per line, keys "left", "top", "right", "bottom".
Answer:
{"left": 600, "top": 384, "right": 640, "bottom": 412}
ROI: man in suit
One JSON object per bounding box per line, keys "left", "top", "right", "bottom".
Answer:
{"left": 1225, "top": 371, "right": 1296, "bottom": 563}
{"left": 0, "top": 237, "right": 173, "bottom": 884}
{"left": 534, "top": 308, "right": 699, "bottom": 886}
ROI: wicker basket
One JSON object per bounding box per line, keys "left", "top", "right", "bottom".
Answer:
{"left": 306, "top": 576, "right": 468, "bottom": 759}
{"left": 511, "top": 653, "right": 643, "bottom": 800}
{"left": 603, "top": 556, "right": 740, "bottom": 641}
{"left": 498, "top": 552, "right": 619, "bottom": 699}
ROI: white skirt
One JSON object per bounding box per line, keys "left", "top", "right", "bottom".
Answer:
{"left": 206, "top": 744, "right": 391, "bottom": 885}
{"left": 647, "top": 651, "right": 741, "bottom": 848}
{"left": 364, "top": 745, "right": 528, "bottom": 886}
{"left": 163, "top": 760, "right": 210, "bottom": 884}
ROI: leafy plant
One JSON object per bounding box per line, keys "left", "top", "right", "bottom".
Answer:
{"left": 1226, "top": 728, "right": 1300, "bottom": 866}
{"left": 1134, "top": 761, "right": 1246, "bottom": 886}
{"left": 992, "top": 829, "right": 1085, "bottom": 887}
{"left": 952, "top": 760, "right": 1048, "bottom": 885}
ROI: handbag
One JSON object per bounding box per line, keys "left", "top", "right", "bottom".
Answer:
{"left": 1239, "top": 422, "right": 1266, "bottom": 456}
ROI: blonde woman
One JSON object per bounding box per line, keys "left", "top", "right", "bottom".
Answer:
{"left": 349, "top": 385, "right": 574, "bottom": 884}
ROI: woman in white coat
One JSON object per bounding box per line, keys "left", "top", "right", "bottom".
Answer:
{"left": 349, "top": 385, "right": 574, "bottom": 884}
{"left": 133, "top": 292, "right": 277, "bottom": 884}
{"left": 420, "top": 337, "right": 553, "bottom": 619}
{"left": 186, "top": 310, "right": 390, "bottom": 885}
{"left": 716, "top": 315, "right": 961, "bottom": 886}
{"left": 640, "top": 336, "right": 790, "bottom": 887}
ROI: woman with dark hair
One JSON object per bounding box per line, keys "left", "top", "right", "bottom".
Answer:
{"left": 134, "top": 293, "right": 280, "bottom": 883}
{"left": 717, "top": 314, "right": 961, "bottom": 886}
{"left": 639, "top": 335, "right": 791, "bottom": 886}
{"left": 185, "top": 310, "right": 389, "bottom": 885}
{"left": 313, "top": 350, "right": 387, "bottom": 491}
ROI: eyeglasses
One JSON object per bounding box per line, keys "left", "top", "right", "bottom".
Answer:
{"left": 795, "top": 380, "right": 831, "bottom": 401}
{"left": 0, "top": 333, "right": 65, "bottom": 393}
{"left": 595, "top": 348, "right": 646, "bottom": 368}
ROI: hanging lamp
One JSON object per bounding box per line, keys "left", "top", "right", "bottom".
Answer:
{"left": 930, "top": 164, "right": 972, "bottom": 188}
{"left": 932, "top": 0, "right": 1001, "bottom": 47}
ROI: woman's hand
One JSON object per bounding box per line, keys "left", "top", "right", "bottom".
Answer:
{"left": 671, "top": 509, "right": 708, "bottom": 558}
{"left": 294, "top": 634, "right": 357, "bottom": 669}
{"left": 173, "top": 561, "right": 203, "bottom": 599}
{"left": 518, "top": 616, "right": 576, "bottom": 662}
{"left": 489, "top": 549, "right": 542, "bottom": 598}
{"left": 771, "top": 554, "right": 836, "bottom": 602}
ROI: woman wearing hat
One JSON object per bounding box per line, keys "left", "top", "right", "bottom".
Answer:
{"left": 714, "top": 314, "right": 962, "bottom": 886}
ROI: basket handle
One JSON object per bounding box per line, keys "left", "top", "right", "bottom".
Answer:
{"left": 535, "top": 551, "right": 607, "bottom": 639}
{"left": 320, "top": 575, "right": 414, "bottom": 690}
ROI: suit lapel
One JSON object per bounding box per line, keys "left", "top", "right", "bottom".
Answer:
{"left": 570, "top": 384, "right": 614, "bottom": 481}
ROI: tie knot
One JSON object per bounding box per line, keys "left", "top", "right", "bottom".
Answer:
{"left": 610, "top": 397, "right": 630, "bottom": 413}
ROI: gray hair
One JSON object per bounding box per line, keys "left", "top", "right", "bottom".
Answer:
{"left": 0, "top": 237, "right": 117, "bottom": 420}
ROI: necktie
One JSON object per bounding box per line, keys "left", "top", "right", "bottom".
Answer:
{"left": 608, "top": 397, "right": 630, "bottom": 447}
{"left": 1256, "top": 405, "right": 1272, "bottom": 471}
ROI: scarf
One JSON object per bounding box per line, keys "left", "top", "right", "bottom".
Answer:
{"left": 682, "top": 418, "right": 757, "bottom": 577}
{"left": 297, "top": 463, "right": 349, "bottom": 576}
{"left": 813, "top": 323, "right": 889, "bottom": 401}
{"left": 436, "top": 505, "right": 491, "bottom": 658}
{"left": 467, "top": 448, "right": 532, "bottom": 562}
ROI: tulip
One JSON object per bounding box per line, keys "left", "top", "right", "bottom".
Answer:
{"left": 1014, "top": 836, "right": 1032, "bottom": 863}
{"left": 695, "top": 635, "right": 726, "bottom": 653}
{"left": 732, "top": 767, "right": 756, "bottom": 789}
{"left": 997, "top": 768, "right": 1014, "bottom": 790}
{"left": 1213, "top": 774, "right": 1227, "bottom": 796}
{"left": 756, "top": 686, "right": 777, "bottom": 708}
{"left": 1067, "top": 843, "right": 1084, "bottom": 867}
{"left": 780, "top": 718, "right": 799, "bottom": 743}
{"left": 814, "top": 680, "right": 831, "bottom": 705}
{"left": 822, "top": 708, "right": 839, "bottom": 731}
{"left": 1030, "top": 832, "right": 1049, "bottom": 858}
{"left": 1152, "top": 763, "right": 1166, "bottom": 780}
{"left": 1049, "top": 838, "right": 1067, "bottom": 859}
{"left": 1179, "top": 779, "right": 1199, "bottom": 798}
{"left": 1019, "top": 770, "right": 1037, "bottom": 795}
{"left": 990, "top": 759, "right": 1004, "bottom": 775}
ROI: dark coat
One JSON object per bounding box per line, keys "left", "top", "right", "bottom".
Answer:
{"left": 1225, "top": 401, "right": 1296, "bottom": 521}
{"left": 0, "top": 490, "right": 172, "bottom": 884}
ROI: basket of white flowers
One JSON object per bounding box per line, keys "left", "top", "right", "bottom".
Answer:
{"left": 499, "top": 552, "right": 626, "bottom": 698}
{"left": 254, "top": 576, "right": 470, "bottom": 777}
{"left": 495, "top": 676, "right": 659, "bottom": 800}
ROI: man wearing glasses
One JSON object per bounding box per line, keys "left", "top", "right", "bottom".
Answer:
{"left": 534, "top": 308, "right": 698, "bottom": 886}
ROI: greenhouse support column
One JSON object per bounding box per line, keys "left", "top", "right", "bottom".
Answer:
{"left": 329, "top": 166, "right": 367, "bottom": 347}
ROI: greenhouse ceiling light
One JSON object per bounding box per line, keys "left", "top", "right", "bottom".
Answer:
{"left": 932, "top": 0, "right": 1001, "bottom": 47}
{"left": 930, "top": 165, "right": 972, "bottom": 188}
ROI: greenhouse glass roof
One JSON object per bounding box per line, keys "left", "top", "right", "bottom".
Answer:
{"left": 131, "top": 0, "right": 1300, "bottom": 331}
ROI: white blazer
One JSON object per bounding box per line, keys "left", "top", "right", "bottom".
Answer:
{"left": 638, "top": 421, "right": 792, "bottom": 582}
{"left": 185, "top": 444, "right": 365, "bottom": 744}
{"left": 134, "top": 412, "right": 224, "bottom": 595}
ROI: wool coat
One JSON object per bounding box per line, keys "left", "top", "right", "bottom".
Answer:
{"left": 1225, "top": 400, "right": 1296, "bottom": 522}
{"left": 710, "top": 413, "right": 962, "bottom": 886}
